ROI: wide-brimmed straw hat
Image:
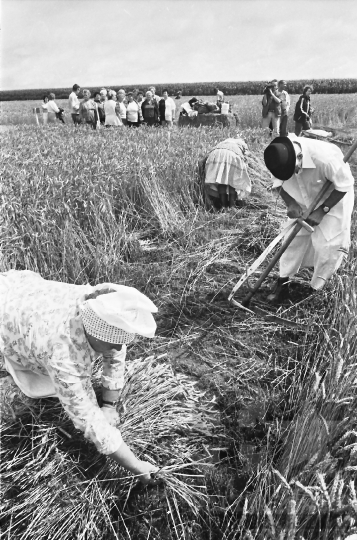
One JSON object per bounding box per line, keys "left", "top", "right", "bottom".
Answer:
{"left": 264, "top": 136, "right": 296, "bottom": 180}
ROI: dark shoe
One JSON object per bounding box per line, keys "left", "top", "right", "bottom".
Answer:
{"left": 267, "top": 277, "right": 290, "bottom": 303}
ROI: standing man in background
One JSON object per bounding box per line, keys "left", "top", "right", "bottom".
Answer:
{"left": 68, "top": 84, "right": 81, "bottom": 125}
{"left": 277, "top": 80, "right": 290, "bottom": 136}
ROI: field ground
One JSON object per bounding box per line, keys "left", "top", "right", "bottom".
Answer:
{"left": 0, "top": 96, "right": 357, "bottom": 539}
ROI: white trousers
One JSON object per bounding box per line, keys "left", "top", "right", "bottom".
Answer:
{"left": 261, "top": 112, "right": 280, "bottom": 138}
{"left": 280, "top": 226, "right": 349, "bottom": 290}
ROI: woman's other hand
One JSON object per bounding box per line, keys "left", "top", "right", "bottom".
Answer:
{"left": 101, "top": 406, "right": 120, "bottom": 426}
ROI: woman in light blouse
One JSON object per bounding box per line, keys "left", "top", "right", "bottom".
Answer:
{"left": 126, "top": 92, "right": 141, "bottom": 127}
{"left": 0, "top": 270, "right": 158, "bottom": 484}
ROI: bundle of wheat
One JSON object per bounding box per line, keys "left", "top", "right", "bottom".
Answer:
{"left": 0, "top": 355, "right": 223, "bottom": 539}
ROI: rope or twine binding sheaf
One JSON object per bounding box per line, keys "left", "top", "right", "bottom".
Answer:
{"left": 0, "top": 354, "right": 223, "bottom": 540}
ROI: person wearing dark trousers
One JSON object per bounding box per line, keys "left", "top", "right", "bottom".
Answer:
{"left": 68, "top": 84, "right": 81, "bottom": 125}
{"left": 294, "top": 85, "right": 314, "bottom": 136}
{"left": 141, "top": 91, "right": 160, "bottom": 126}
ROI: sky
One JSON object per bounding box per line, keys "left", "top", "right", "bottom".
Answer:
{"left": 1, "top": 0, "right": 356, "bottom": 91}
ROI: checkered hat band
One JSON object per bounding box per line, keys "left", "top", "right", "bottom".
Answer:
{"left": 81, "top": 303, "right": 136, "bottom": 344}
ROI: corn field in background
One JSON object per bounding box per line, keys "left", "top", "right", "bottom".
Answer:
{"left": 0, "top": 109, "right": 356, "bottom": 539}
{"left": 1, "top": 77, "right": 356, "bottom": 101}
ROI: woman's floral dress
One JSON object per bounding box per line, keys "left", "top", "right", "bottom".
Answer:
{"left": 0, "top": 270, "right": 126, "bottom": 455}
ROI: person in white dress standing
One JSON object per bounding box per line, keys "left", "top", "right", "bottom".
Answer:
{"left": 47, "top": 93, "right": 63, "bottom": 124}
{"left": 158, "top": 89, "right": 176, "bottom": 128}
{"left": 104, "top": 90, "right": 122, "bottom": 127}
{"left": 41, "top": 95, "right": 48, "bottom": 125}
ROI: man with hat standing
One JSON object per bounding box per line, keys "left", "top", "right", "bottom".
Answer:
{"left": 264, "top": 135, "right": 354, "bottom": 302}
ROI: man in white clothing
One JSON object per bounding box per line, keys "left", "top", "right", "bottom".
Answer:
{"left": 68, "top": 83, "right": 81, "bottom": 125}
{"left": 264, "top": 134, "right": 354, "bottom": 302}
{"left": 214, "top": 87, "right": 224, "bottom": 104}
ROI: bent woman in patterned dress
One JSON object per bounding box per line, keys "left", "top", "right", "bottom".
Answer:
{"left": 201, "top": 136, "right": 252, "bottom": 210}
{"left": 0, "top": 270, "right": 158, "bottom": 484}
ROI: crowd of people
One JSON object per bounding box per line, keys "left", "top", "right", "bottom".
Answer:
{"left": 41, "top": 84, "right": 178, "bottom": 129}
{"left": 40, "top": 81, "right": 314, "bottom": 140}
{"left": 261, "top": 79, "right": 314, "bottom": 138}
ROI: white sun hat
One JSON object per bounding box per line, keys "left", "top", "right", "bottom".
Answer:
{"left": 80, "top": 285, "right": 158, "bottom": 344}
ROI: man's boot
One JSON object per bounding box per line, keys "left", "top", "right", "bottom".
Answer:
{"left": 267, "top": 277, "right": 290, "bottom": 303}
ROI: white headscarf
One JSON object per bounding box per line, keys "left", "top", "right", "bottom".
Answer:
{"left": 80, "top": 285, "right": 158, "bottom": 343}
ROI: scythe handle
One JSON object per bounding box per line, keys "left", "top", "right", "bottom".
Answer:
{"left": 296, "top": 218, "right": 314, "bottom": 233}
{"left": 343, "top": 138, "right": 357, "bottom": 163}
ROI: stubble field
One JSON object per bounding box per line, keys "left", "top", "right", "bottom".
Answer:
{"left": 0, "top": 95, "right": 357, "bottom": 540}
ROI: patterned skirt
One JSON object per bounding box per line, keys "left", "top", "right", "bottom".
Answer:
{"left": 204, "top": 148, "right": 251, "bottom": 198}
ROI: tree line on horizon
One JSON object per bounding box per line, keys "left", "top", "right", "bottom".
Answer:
{"left": 1, "top": 79, "right": 356, "bottom": 101}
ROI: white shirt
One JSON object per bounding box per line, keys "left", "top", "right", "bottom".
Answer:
{"left": 162, "top": 97, "right": 176, "bottom": 121}
{"left": 272, "top": 134, "right": 354, "bottom": 241}
{"left": 217, "top": 90, "right": 224, "bottom": 100}
{"left": 126, "top": 101, "right": 140, "bottom": 122}
{"left": 47, "top": 100, "right": 60, "bottom": 114}
{"left": 181, "top": 102, "right": 192, "bottom": 114}
{"left": 116, "top": 101, "right": 127, "bottom": 119}
{"left": 104, "top": 100, "right": 122, "bottom": 126}
{"left": 68, "top": 91, "right": 80, "bottom": 114}
{"left": 276, "top": 89, "right": 290, "bottom": 114}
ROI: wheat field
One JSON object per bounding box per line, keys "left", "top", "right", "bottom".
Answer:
{"left": 0, "top": 95, "right": 357, "bottom": 539}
